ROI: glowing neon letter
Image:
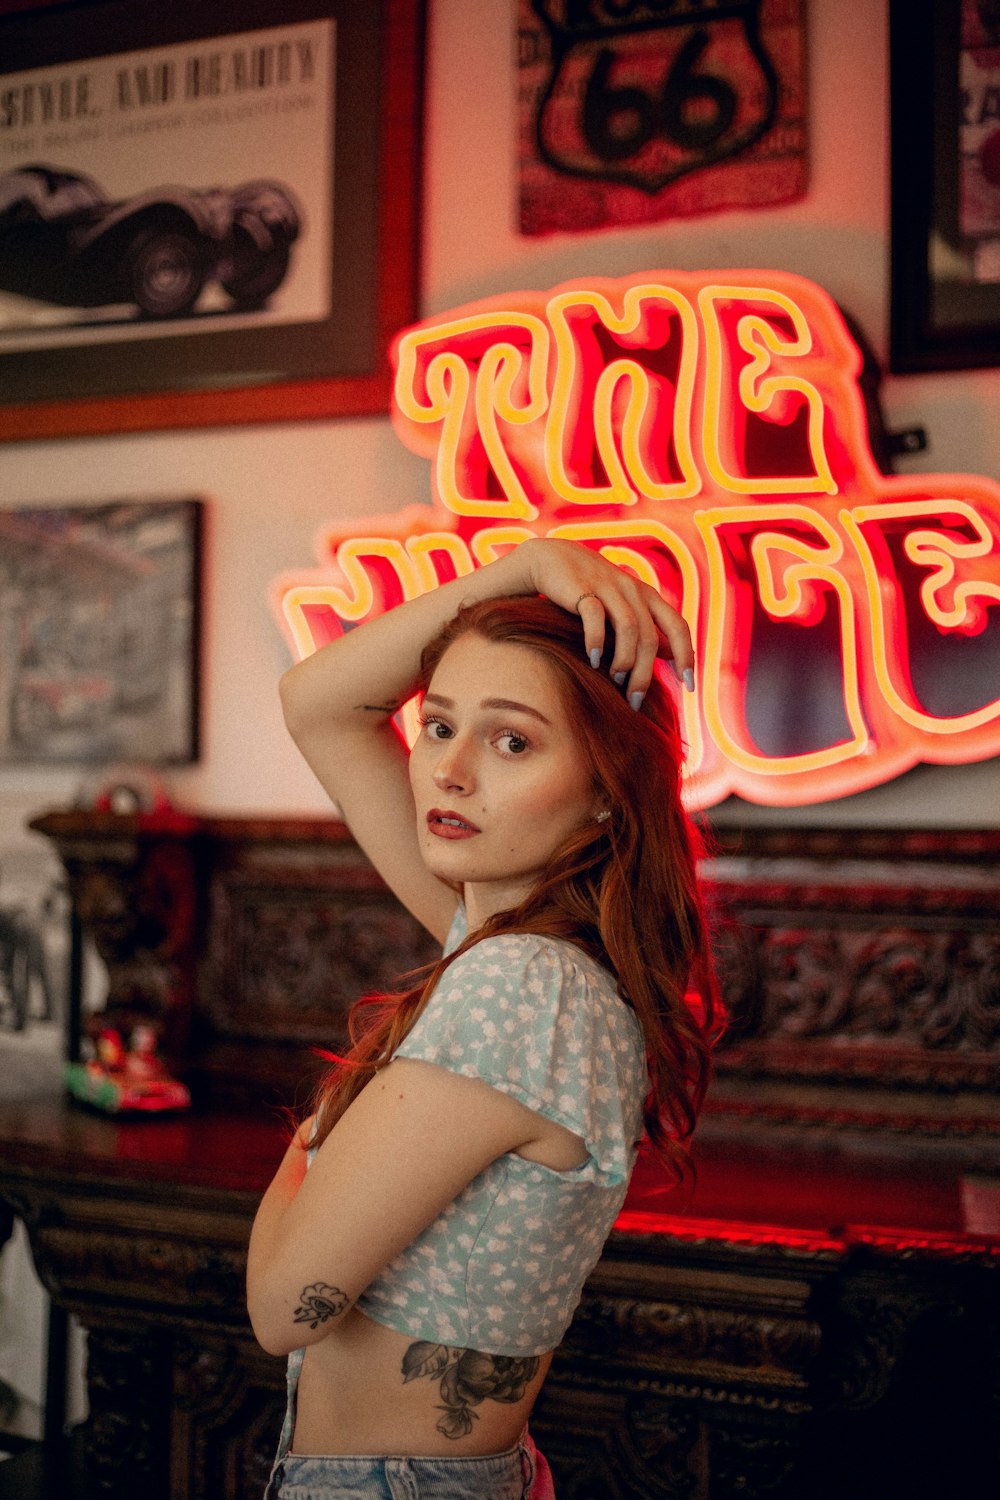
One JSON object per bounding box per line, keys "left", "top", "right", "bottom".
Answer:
{"left": 273, "top": 269, "right": 1000, "bottom": 809}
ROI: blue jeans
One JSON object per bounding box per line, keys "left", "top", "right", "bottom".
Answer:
{"left": 263, "top": 1429, "right": 554, "bottom": 1499}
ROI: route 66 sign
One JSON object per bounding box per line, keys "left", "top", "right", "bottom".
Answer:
{"left": 519, "top": 0, "right": 807, "bottom": 234}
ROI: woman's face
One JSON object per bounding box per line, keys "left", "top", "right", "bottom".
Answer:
{"left": 409, "top": 633, "right": 601, "bottom": 924}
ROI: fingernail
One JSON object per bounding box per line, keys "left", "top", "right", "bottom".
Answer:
{"left": 629, "top": 690, "right": 645, "bottom": 712}
{"left": 613, "top": 671, "right": 627, "bottom": 685}
{"left": 589, "top": 648, "right": 601, "bottom": 669}
{"left": 682, "top": 668, "right": 695, "bottom": 694}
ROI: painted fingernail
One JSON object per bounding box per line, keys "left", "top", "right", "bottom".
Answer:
{"left": 629, "top": 690, "right": 645, "bottom": 712}
{"left": 589, "top": 648, "right": 601, "bottom": 669}
{"left": 613, "top": 671, "right": 627, "bottom": 685}
{"left": 682, "top": 668, "right": 695, "bottom": 693}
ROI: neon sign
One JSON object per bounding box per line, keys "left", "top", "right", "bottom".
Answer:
{"left": 271, "top": 270, "right": 1000, "bottom": 808}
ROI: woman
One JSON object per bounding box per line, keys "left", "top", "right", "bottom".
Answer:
{"left": 248, "top": 537, "right": 722, "bottom": 1499}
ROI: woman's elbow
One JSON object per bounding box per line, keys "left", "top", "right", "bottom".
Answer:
{"left": 247, "top": 1297, "right": 314, "bottom": 1358}
{"left": 247, "top": 1281, "right": 353, "bottom": 1357}
{"left": 249, "top": 1313, "right": 294, "bottom": 1359}
{"left": 245, "top": 1274, "right": 296, "bottom": 1357}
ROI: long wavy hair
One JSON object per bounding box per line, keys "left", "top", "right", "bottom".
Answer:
{"left": 308, "top": 595, "right": 724, "bottom": 1181}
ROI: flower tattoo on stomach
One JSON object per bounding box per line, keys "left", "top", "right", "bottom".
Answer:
{"left": 401, "top": 1341, "right": 540, "bottom": 1439}
{"left": 292, "top": 1283, "right": 348, "bottom": 1330}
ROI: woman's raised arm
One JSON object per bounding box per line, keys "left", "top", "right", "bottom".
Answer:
{"left": 278, "top": 539, "right": 693, "bottom": 941}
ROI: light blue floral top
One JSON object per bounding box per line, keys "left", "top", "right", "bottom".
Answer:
{"left": 355, "top": 904, "right": 649, "bottom": 1356}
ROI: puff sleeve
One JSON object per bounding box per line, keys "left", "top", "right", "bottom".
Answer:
{"left": 393, "top": 933, "right": 647, "bottom": 1183}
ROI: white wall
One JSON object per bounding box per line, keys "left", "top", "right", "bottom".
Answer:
{"left": 2, "top": 0, "right": 999, "bottom": 842}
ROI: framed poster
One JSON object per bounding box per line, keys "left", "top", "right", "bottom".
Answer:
{"left": 517, "top": 0, "right": 808, "bottom": 237}
{"left": 890, "top": 0, "right": 1000, "bottom": 371}
{"left": 0, "top": 0, "right": 424, "bottom": 439}
{"left": 0, "top": 498, "right": 201, "bottom": 764}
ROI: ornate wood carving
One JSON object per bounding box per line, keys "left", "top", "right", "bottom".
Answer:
{"left": 29, "top": 813, "right": 1000, "bottom": 1127}
{"left": 708, "top": 1422, "right": 798, "bottom": 1499}
{"left": 83, "top": 1325, "right": 172, "bottom": 1493}
{"left": 715, "top": 921, "right": 1000, "bottom": 1063}
{"left": 822, "top": 1283, "right": 951, "bottom": 1412}
{"left": 532, "top": 1380, "right": 804, "bottom": 1499}
{"left": 698, "top": 829, "right": 1000, "bottom": 1129}
{"left": 41, "top": 1225, "right": 247, "bottom": 1315}
{"left": 565, "top": 1295, "right": 821, "bottom": 1387}
{"left": 207, "top": 875, "right": 440, "bottom": 1042}
{"left": 171, "top": 1336, "right": 285, "bottom": 1500}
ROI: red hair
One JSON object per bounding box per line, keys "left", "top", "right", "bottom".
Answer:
{"left": 309, "top": 596, "right": 724, "bottom": 1181}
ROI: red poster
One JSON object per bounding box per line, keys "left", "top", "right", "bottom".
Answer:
{"left": 517, "top": 0, "right": 808, "bottom": 236}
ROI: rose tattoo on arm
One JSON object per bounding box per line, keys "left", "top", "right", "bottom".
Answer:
{"left": 401, "top": 1341, "right": 540, "bottom": 1439}
{"left": 292, "top": 1283, "right": 349, "bottom": 1330}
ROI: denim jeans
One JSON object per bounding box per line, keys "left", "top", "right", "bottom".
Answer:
{"left": 263, "top": 1428, "right": 555, "bottom": 1499}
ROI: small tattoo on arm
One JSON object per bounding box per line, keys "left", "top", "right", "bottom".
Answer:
{"left": 401, "top": 1341, "right": 540, "bottom": 1440}
{"left": 292, "top": 1283, "right": 348, "bottom": 1330}
{"left": 354, "top": 701, "right": 401, "bottom": 715}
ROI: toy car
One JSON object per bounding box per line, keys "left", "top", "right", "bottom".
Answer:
{"left": 64, "top": 1026, "right": 191, "bottom": 1115}
{"left": 0, "top": 164, "right": 301, "bottom": 318}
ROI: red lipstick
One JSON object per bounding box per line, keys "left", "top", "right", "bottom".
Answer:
{"left": 427, "top": 808, "right": 481, "bottom": 839}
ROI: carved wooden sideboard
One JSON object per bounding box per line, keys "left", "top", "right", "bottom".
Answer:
{"left": 0, "top": 812, "right": 997, "bottom": 1500}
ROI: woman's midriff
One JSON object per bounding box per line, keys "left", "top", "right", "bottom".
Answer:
{"left": 291, "top": 1307, "right": 554, "bottom": 1457}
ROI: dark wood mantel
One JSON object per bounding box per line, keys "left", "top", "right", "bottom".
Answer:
{"left": 0, "top": 812, "right": 997, "bottom": 1499}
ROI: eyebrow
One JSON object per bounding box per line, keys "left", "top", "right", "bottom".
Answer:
{"left": 422, "top": 692, "right": 552, "bottom": 726}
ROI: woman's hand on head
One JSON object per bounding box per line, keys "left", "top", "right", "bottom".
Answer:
{"left": 519, "top": 538, "right": 694, "bottom": 707}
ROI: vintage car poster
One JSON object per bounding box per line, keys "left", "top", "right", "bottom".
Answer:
{"left": 517, "top": 0, "right": 808, "bottom": 236}
{"left": 0, "top": 0, "right": 413, "bottom": 416}
{"left": 0, "top": 18, "right": 331, "bottom": 347}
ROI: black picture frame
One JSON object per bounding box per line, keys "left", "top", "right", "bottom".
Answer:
{"left": 890, "top": 0, "right": 1000, "bottom": 371}
{"left": 0, "top": 0, "right": 424, "bottom": 439}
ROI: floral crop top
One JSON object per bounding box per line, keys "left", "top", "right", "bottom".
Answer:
{"left": 354, "top": 905, "right": 649, "bottom": 1356}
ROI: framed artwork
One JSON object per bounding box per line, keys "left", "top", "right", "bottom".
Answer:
{"left": 0, "top": 498, "right": 202, "bottom": 764}
{"left": 890, "top": 0, "right": 1000, "bottom": 371}
{"left": 0, "top": 0, "right": 424, "bottom": 439}
{"left": 517, "top": 0, "right": 808, "bottom": 237}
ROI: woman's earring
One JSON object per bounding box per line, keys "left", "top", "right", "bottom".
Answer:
{"left": 596, "top": 809, "right": 611, "bottom": 823}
